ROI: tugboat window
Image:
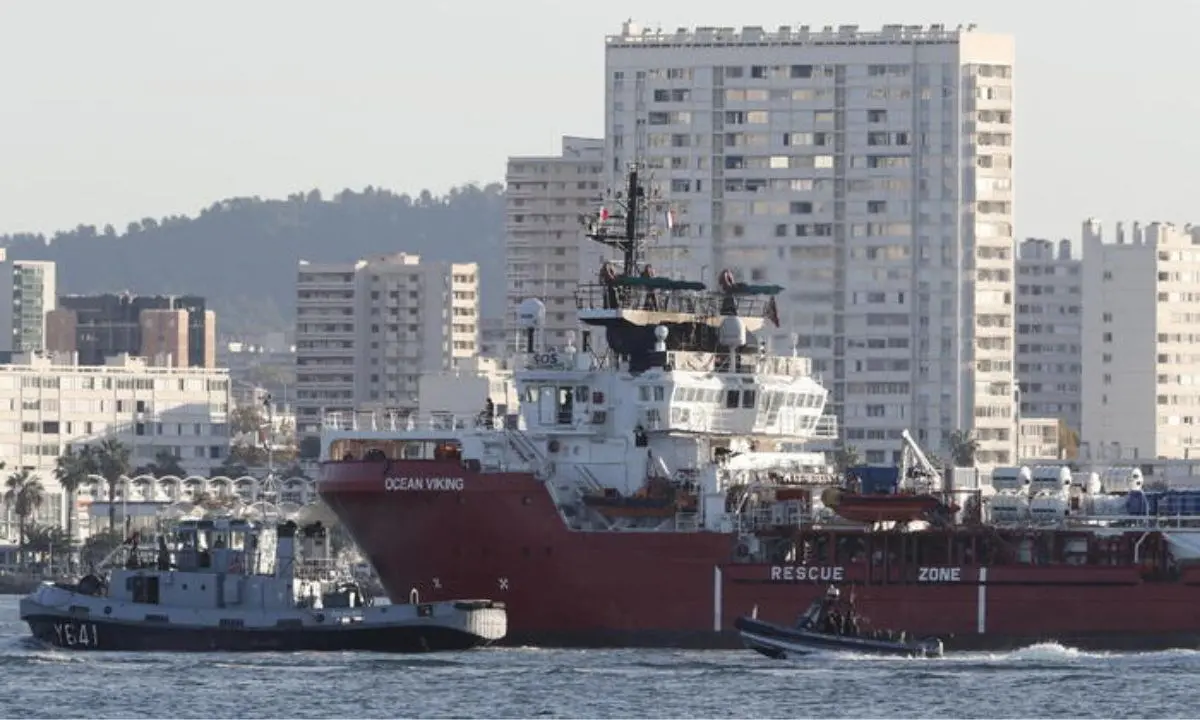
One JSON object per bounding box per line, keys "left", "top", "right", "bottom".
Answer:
{"left": 129, "top": 576, "right": 160, "bottom": 605}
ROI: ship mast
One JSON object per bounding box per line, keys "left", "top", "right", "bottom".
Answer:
{"left": 581, "top": 163, "right": 652, "bottom": 278}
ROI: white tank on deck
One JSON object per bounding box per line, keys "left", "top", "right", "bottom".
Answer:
{"left": 1086, "top": 494, "right": 1129, "bottom": 516}
{"left": 1030, "top": 465, "right": 1072, "bottom": 495}
{"left": 1099, "top": 466, "right": 1144, "bottom": 494}
{"left": 991, "top": 466, "right": 1032, "bottom": 495}
{"left": 988, "top": 493, "right": 1030, "bottom": 523}
{"left": 1080, "top": 472, "right": 1102, "bottom": 495}
{"left": 1029, "top": 495, "right": 1068, "bottom": 524}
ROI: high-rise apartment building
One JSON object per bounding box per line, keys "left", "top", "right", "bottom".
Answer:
{"left": 0, "top": 250, "right": 56, "bottom": 354}
{"left": 1014, "top": 238, "right": 1082, "bottom": 433}
{"left": 46, "top": 293, "right": 216, "bottom": 368}
{"left": 505, "top": 136, "right": 605, "bottom": 352}
{"left": 603, "top": 22, "right": 1016, "bottom": 465}
{"left": 1081, "top": 220, "right": 1200, "bottom": 461}
{"left": 294, "top": 253, "right": 479, "bottom": 439}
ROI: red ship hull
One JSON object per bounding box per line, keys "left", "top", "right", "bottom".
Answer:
{"left": 319, "top": 460, "right": 1200, "bottom": 650}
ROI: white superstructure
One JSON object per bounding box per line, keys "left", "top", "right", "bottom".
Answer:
{"left": 601, "top": 22, "right": 1016, "bottom": 466}
{"left": 294, "top": 253, "right": 480, "bottom": 438}
{"left": 505, "top": 137, "right": 605, "bottom": 352}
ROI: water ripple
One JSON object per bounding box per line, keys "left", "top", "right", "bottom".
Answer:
{"left": 0, "top": 598, "right": 1196, "bottom": 718}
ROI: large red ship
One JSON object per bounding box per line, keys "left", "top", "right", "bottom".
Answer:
{"left": 319, "top": 166, "right": 1200, "bottom": 651}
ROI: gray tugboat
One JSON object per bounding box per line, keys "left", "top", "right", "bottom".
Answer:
{"left": 735, "top": 586, "right": 943, "bottom": 659}
{"left": 20, "top": 516, "right": 506, "bottom": 652}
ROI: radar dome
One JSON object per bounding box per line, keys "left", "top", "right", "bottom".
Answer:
{"left": 517, "top": 298, "right": 546, "bottom": 328}
{"left": 719, "top": 316, "right": 747, "bottom": 348}
{"left": 653, "top": 325, "right": 669, "bottom": 352}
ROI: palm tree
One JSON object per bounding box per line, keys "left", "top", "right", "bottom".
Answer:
{"left": 946, "top": 430, "right": 980, "bottom": 468}
{"left": 136, "top": 449, "right": 186, "bottom": 479}
{"left": 94, "top": 438, "right": 131, "bottom": 532}
{"left": 21, "top": 524, "right": 71, "bottom": 571}
{"left": 54, "top": 446, "right": 96, "bottom": 567}
{"left": 5, "top": 469, "right": 45, "bottom": 565}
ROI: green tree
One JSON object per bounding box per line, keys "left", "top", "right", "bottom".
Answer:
{"left": 299, "top": 436, "right": 322, "bottom": 460}
{"left": 94, "top": 438, "right": 132, "bottom": 532}
{"left": 1057, "top": 419, "right": 1080, "bottom": 460}
{"left": 135, "top": 449, "right": 187, "bottom": 479}
{"left": 81, "top": 529, "right": 124, "bottom": 569}
{"left": 0, "top": 183, "right": 506, "bottom": 337}
{"left": 22, "top": 524, "right": 71, "bottom": 570}
{"left": 54, "top": 446, "right": 96, "bottom": 561}
{"left": 5, "top": 469, "right": 45, "bottom": 565}
{"left": 946, "top": 430, "right": 980, "bottom": 468}
{"left": 832, "top": 444, "right": 860, "bottom": 474}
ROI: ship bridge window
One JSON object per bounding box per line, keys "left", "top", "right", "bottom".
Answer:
{"left": 742, "top": 390, "right": 757, "bottom": 408}
{"left": 725, "top": 390, "right": 740, "bottom": 409}
{"left": 397, "top": 440, "right": 462, "bottom": 460}
{"left": 654, "top": 385, "right": 666, "bottom": 401}
{"left": 128, "top": 575, "right": 161, "bottom": 605}
{"left": 639, "top": 386, "right": 651, "bottom": 402}
{"left": 574, "top": 386, "right": 589, "bottom": 403}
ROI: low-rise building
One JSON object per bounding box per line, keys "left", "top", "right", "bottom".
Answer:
{"left": 0, "top": 352, "right": 231, "bottom": 540}
{"left": 1017, "top": 417, "right": 1061, "bottom": 461}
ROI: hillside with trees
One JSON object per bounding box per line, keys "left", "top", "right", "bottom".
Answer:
{"left": 0, "top": 184, "right": 506, "bottom": 335}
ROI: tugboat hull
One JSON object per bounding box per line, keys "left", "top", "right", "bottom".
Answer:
{"left": 20, "top": 585, "right": 506, "bottom": 653}
{"left": 23, "top": 613, "right": 494, "bottom": 652}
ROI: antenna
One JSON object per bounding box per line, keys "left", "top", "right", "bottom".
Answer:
{"left": 580, "top": 163, "right": 663, "bottom": 278}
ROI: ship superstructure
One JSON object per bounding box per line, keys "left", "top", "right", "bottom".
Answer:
{"left": 317, "top": 165, "right": 1200, "bottom": 651}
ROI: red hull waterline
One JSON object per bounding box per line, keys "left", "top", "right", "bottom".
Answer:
{"left": 320, "top": 461, "right": 1200, "bottom": 651}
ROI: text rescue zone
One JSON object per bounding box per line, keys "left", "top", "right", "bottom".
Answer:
{"left": 769, "top": 566, "right": 964, "bottom": 582}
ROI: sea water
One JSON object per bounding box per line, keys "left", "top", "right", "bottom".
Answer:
{"left": 0, "top": 595, "right": 1192, "bottom": 718}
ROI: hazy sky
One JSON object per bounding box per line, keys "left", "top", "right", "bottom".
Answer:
{"left": 2, "top": 1, "right": 1197, "bottom": 243}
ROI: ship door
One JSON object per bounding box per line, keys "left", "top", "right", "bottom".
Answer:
{"left": 538, "top": 386, "right": 557, "bottom": 425}
{"left": 556, "top": 387, "right": 574, "bottom": 425}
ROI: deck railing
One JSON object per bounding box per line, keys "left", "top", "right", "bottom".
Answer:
{"left": 323, "top": 411, "right": 505, "bottom": 433}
